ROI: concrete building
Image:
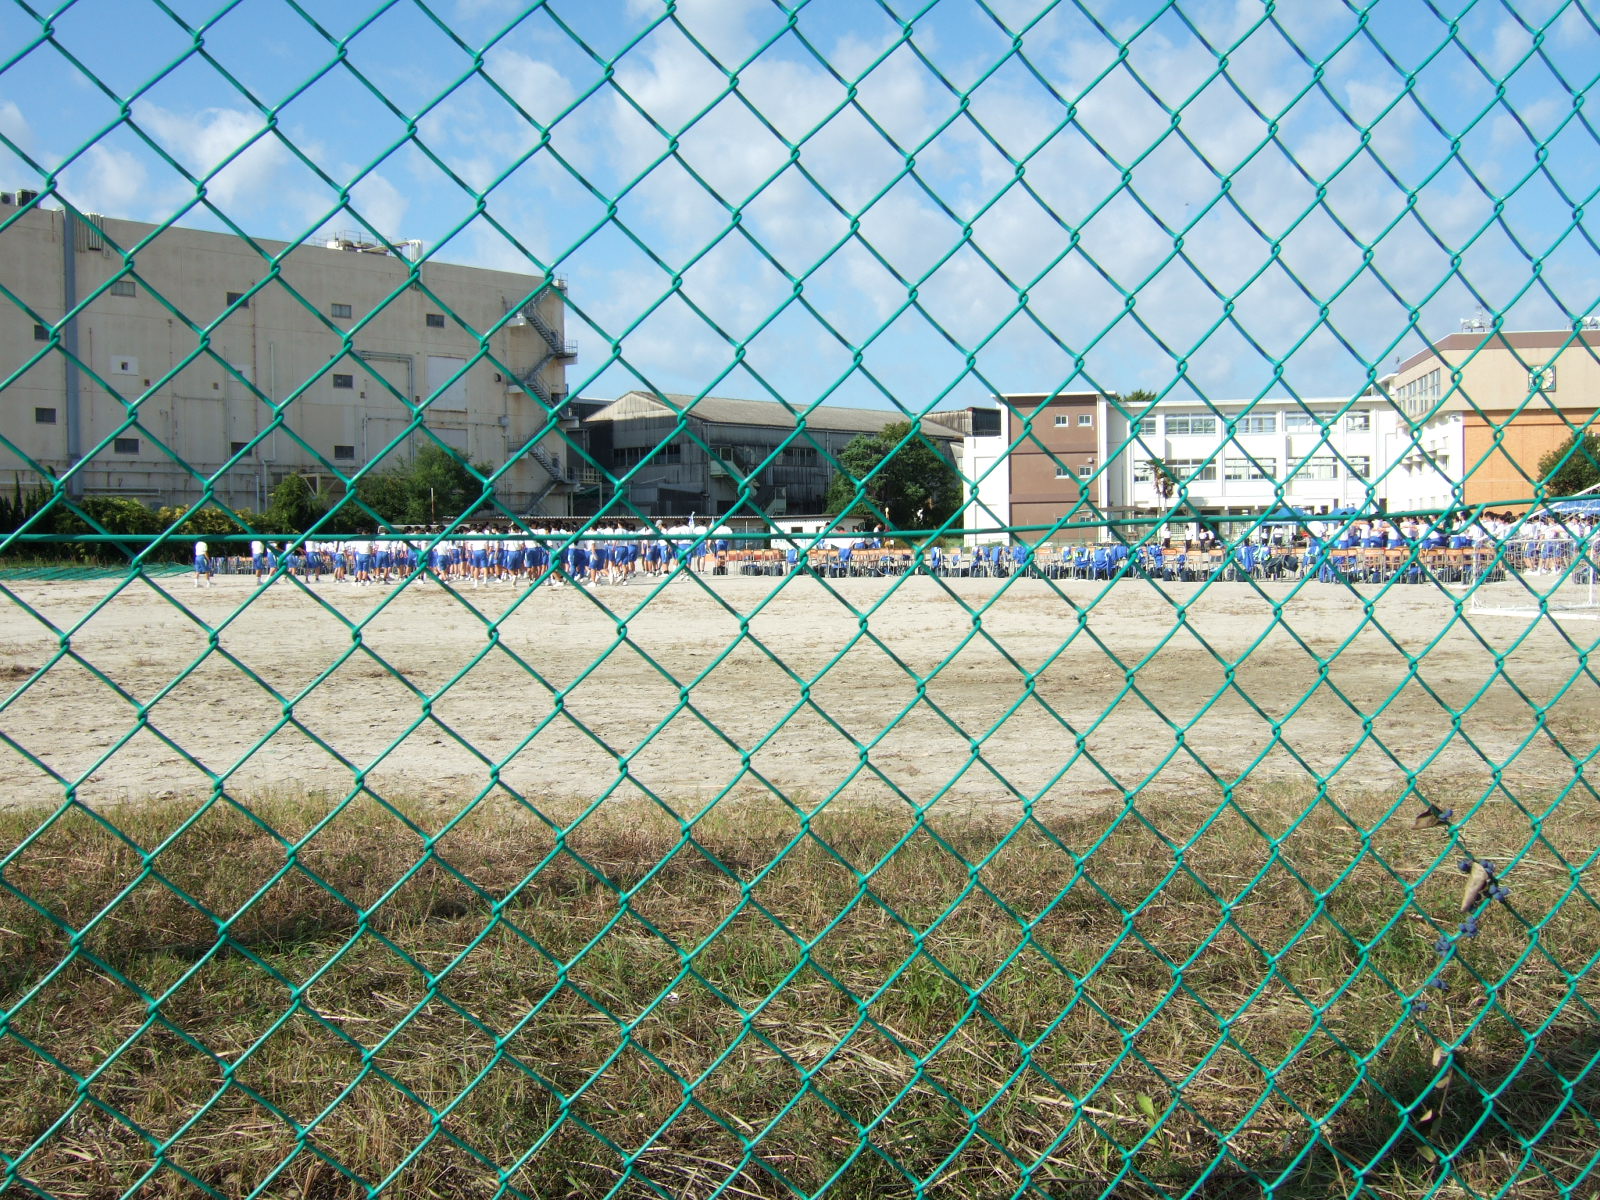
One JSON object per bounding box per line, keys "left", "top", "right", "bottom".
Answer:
{"left": 1, "top": 197, "right": 577, "bottom": 514}
{"left": 1117, "top": 393, "right": 1399, "bottom": 522}
{"left": 922, "top": 406, "right": 1007, "bottom": 545}
{"left": 998, "top": 391, "right": 1129, "bottom": 540}
{"left": 1380, "top": 324, "right": 1600, "bottom": 512}
{"left": 581, "top": 391, "right": 961, "bottom": 518}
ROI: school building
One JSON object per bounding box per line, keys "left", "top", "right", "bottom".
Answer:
{"left": 579, "top": 391, "right": 964, "bottom": 518}
{"left": 1379, "top": 324, "right": 1600, "bottom": 512}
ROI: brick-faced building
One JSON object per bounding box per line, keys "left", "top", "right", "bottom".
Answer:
{"left": 1000, "top": 391, "right": 1125, "bottom": 540}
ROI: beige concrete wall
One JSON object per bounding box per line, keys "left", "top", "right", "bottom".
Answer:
{"left": 1390, "top": 331, "right": 1600, "bottom": 421}
{"left": 0, "top": 202, "right": 574, "bottom": 515}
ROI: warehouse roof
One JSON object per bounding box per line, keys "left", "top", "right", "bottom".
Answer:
{"left": 585, "top": 391, "right": 962, "bottom": 439}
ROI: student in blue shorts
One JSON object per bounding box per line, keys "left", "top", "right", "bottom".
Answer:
{"left": 193, "top": 540, "right": 213, "bottom": 588}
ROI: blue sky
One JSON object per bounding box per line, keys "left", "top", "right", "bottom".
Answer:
{"left": 3, "top": 0, "right": 1598, "bottom": 417}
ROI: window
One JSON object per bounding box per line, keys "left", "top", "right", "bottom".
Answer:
{"left": 33, "top": 323, "right": 47, "bottom": 341}
{"left": 1134, "top": 417, "right": 1157, "bottom": 437}
{"left": 109, "top": 279, "right": 136, "bottom": 298}
{"left": 113, "top": 436, "right": 140, "bottom": 454}
{"left": 1077, "top": 463, "right": 1094, "bottom": 476}
{"left": 1224, "top": 458, "right": 1272, "bottom": 481}
{"left": 1346, "top": 456, "right": 1371, "bottom": 478}
{"left": 1165, "top": 414, "right": 1217, "bottom": 437}
{"left": 1283, "top": 411, "right": 1331, "bottom": 431}
{"left": 1346, "top": 411, "right": 1371, "bottom": 431}
{"left": 331, "top": 302, "right": 352, "bottom": 319}
{"left": 1054, "top": 414, "right": 1070, "bottom": 426}
{"left": 614, "top": 442, "right": 683, "bottom": 469}
{"left": 1078, "top": 413, "right": 1094, "bottom": 426}
{"left": 1237, "top": 414, "right": 1275, "bottom": 435}
{"left": 332, "top": 373, "right": 354, "bottom": 389}
{"left": 1167, "top": 457, "right": 1217, "bottom": 482}
{"left": 35, "top": 407, "right": 56, "bottom": 424}
{"left": 426, "top": 313, "right": 446, "bottom": 328}
{"left": 1055, "top": 463, "right": 1071, "bottom": 477}
{"left": 333, "top": 445, "right": 356, "bottom": 461}
{"left": 1395, "top": 369, "right": 1443, "bottom": 416}
{"left": 1133, "top": 460, "right": 1152, "bottom": 481}
{"left": 231, "top": 441, "right": 249, "bottom": 456}
{"left": 226, "top": 291, "right": 248, "bottom": 308}
{"left": 1299, "top": 456, "right": 1338, "bottom": 480}
{"left": 783, "top": 445, "right": 818, "bottom": 462}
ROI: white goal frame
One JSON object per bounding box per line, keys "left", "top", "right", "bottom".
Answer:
{"left": 1466, "top": 539, "right": 1600, "bottom": 620}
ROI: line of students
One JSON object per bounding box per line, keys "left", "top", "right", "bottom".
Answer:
{"left": 192, "top": 523, "right": 735, "bottom": 589}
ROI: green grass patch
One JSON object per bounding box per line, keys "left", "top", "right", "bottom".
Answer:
{"left": 0, "top": 787, "right": 1596, "bottom": 1198}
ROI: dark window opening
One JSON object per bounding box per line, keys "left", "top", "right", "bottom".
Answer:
{"left": 425, "top": 312, "right": 446, "bottom": 328}
{"left": 113, "top": 436, "right": 140, "bottom": 454}
{"left": 35, "top": 407, "right": 57, "bottom": 424}
{"left": 333, "top": 445, "right": 356, "bottom": 461}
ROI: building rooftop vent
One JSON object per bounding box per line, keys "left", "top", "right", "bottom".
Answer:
{"left": 323, "top": 231, "right": 424, "bottom": 261}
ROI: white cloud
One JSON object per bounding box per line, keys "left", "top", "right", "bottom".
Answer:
{"left": 1488, "top": 17, "right": 1534, "bottom": 76}
{"left": 133, "top": 101, "right": 293, "bottom": 211}
{"left": 0, "top": 97, "right": 35, "bottom": 186}
{"left": 486, "top": 48, "right": 579, "bottom": 126}
{"left": 348, "top": 172, "right": 409, "bottom": 238}
{"left": 0, "top": 97, "right": 31, "bottom": 151}
{"left": 624, "top": 0, "right": 768, "bottom": 64}
{"left": 58, "top": 143, "right": 151, "bottom": 216}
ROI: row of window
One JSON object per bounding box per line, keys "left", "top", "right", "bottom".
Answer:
{"left": 1395, "top": 368, "right": 1443, "bottom": 410}
{"left": 1133, "top": 455, "right": 1372, "bottom": 482}
{"left": 27, "top": 293, "right": 450, "bottom": 325}
{"left": 1133, "top": 410, "right": 1373, "bottom": 437}
{"left": 1053, "top": 413, "right": 1094, "bottom": 427}
{"left": 43, "top": 431, "right": 361, "bottom": 461}
{"left": 614, "top": 443, "right": 683, "bottom": 468}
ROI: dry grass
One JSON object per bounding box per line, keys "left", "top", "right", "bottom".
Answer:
{"left": 1, "top": 785, "right": 1596, "bottom": 1199}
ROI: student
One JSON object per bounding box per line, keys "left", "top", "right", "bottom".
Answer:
{"left": 251, "top": 538, "right": 267, "bottom": 581}
{"left": 691, "top": 522, "right": 709, "bottom": 573}
{"left": 193, "top": 540, "right": 213, "bottom": 587}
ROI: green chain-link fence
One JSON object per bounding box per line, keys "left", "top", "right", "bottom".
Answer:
{"left": 3, "top": 1, "right": 1599, "bottom": 1196}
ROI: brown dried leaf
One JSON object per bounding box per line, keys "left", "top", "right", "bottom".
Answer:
{"left": 1462, "top": 863, "right": 1494, "bottom": 913}
{"left": 1432, "top": 1047, "right": 1452, "bottom": 1092}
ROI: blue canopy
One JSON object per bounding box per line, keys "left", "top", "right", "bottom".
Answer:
{"left": 1546, "top": 496, "right": 1600, "bottom": 517}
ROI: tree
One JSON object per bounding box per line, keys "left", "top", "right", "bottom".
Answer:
{"left": 404, "top": 443, "right": 487, "bottom": 524}
{"left": 264, "top": 473, "right": 322, "bottom": 533}
{"left": 1536, "top": 431, "right": 1600, "bottom": 498}
{"left": 1146, "top": 457, "right": 1178, "bottom": 508}
{"left": 333, "top": 444, "right": 489, "bottom": 531}
{"left": 824, "top": 420, "right": 961, "bottom": 529}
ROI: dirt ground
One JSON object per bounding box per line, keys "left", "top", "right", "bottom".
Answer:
{"left": 1, "top": 568, "right": 1596, "bottom": 815}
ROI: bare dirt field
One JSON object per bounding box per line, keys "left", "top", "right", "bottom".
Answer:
{"left": 2, "top": 568, "right": 1596, "bottom": 814}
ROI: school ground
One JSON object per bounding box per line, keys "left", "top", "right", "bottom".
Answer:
{"left": 0, "top": 569, "right": 1594, "bottom": 813}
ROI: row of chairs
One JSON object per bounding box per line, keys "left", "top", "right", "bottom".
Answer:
{"left": 725, "top": 542, "right": 1598, "bottom": 586}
